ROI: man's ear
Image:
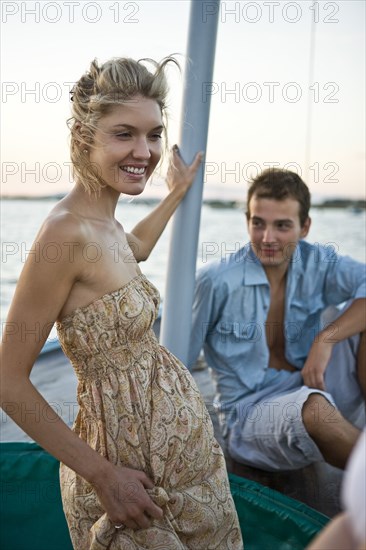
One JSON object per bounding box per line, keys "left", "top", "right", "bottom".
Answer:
{"left": 245, "top": 210, "right": 250, "bottom": 227}
{"left": 301, "top": 217, "right": 311, "bottom": 238}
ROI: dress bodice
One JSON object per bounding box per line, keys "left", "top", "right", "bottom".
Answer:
{"left": 56, "top": 274, "right": 160, "bottom": 381}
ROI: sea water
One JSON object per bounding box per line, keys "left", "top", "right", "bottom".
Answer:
{"left": 1, "top": 198, "right": 365, "bottom": 342}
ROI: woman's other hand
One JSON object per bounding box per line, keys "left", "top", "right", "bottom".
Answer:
{"left": 92, "top": 463, "right": 164, "bottom": 530}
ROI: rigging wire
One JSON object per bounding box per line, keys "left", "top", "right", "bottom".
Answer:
{"left": 305, "top": 14, "right": 317, "bottom": 184}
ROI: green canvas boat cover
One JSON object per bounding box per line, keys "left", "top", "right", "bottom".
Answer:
{"left": 0, "top": 443, "right": 329, "bottom": 550}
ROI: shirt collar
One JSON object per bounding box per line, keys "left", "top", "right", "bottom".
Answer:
{"left": 243, "top": 243, "right": 304, "bottom": 287}
{"left": 243, "top": 246, "right": 269, "bottom": 286}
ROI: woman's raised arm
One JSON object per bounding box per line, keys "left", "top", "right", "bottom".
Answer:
{"left": 126, "top": 146, "right": 203, "bottom": 261}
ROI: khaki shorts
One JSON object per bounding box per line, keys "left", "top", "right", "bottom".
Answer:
{"left": 228, "top": 308, "right": 364, "bottom": 471}
{"left": 228, "top": 385, "right": 335, "bottom": 470}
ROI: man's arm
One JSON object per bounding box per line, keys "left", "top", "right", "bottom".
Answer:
{"left": 302, "top": 298, "right": 366, "bottom": 390}
{"left": 187, "top": 271, "right": 216, "bottom": 371}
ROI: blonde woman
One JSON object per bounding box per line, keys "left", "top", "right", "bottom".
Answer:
{"left": 0, "top": 57, "right": 243, "bottom": 549}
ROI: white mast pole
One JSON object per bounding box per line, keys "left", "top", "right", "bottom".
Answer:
{"left": 160, "top": 0, "right": 220, "bottom": 364}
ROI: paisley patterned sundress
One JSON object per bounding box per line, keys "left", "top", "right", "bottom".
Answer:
{"left": 56, "top": 273, "right": 243, "bottom": 549}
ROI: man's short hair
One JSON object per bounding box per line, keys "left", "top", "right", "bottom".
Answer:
{"left": 246, "top": 168, "right": 311, "bottom": 227}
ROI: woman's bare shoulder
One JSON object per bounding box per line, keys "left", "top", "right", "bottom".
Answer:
{"left": 36, "top": 203, "right": 92, "bottom": 247}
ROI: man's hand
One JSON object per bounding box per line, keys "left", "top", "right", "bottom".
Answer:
{"left": 302, "top": 338, "right": 334, "bottom": 390}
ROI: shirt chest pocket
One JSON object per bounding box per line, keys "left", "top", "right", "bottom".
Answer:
{"left": 290, "top": 296, "right": 324, "bottom": 328}
{"left": 214, "top": 286, "right": 266, "bottom": 343}
{"left": 216, "top": 319, "right": 262, "bottom": 342}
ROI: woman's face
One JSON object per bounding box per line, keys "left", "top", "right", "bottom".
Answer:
{"left": 88, "top": 95, "right": 163, "bottom": 195}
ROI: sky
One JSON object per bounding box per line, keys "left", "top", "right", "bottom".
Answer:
{"left": 1, "top": 0, "right": 365, "bottom": 200}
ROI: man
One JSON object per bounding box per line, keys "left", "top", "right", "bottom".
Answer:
{"left": 188, "top": 168, "right": 365, "bottom": 471}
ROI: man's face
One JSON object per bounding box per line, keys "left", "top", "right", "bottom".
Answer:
{"left": 247, "top": 195, "right": 311, "bottom": 268}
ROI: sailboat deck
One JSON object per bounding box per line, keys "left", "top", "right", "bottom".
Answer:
{"left": 1, "top": 346, "right": 342, "bottom": 518}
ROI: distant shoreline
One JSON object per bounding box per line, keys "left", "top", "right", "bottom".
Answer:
{"left": 1, "top": 195, "right": 365, "bottom": 210}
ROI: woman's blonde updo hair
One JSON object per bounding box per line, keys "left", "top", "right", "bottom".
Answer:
{"left": 68, "top": 56, "right": 178, "bottom": 194}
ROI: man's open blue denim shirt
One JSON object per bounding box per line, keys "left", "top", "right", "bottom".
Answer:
{"left": 188, "top": 241, "right": 366, "bottom": 410}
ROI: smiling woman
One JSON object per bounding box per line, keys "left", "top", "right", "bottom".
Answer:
{"left": 87, "top": 97, "right": 163, "bottom": 196}
{"left": 0, "top": 56, "right": 243, "bottom": 550}
{"left": 68, "top": 57, "right": 173, "bottom": 196}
